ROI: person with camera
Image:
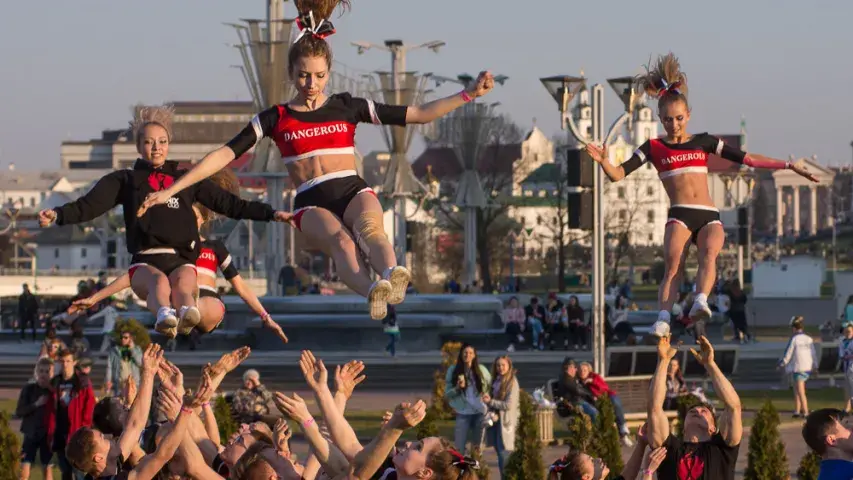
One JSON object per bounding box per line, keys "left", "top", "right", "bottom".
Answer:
{"left": 482, "top": 355, "right": 519, "bottom": 479}
{"left": 105, "top": 330, "right": 143, "bottom": 397}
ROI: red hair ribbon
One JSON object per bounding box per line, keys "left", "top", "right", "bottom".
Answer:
{"left": 294, "top": 11, "right": 336, "bottom": 43}
{"left": 657, "top": 80, "right": 682, "bottom": 98}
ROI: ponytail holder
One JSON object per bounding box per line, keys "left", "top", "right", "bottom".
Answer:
{"left": 293, "top": 11, "right": 336, "bottom": 43}
{"left": 447, "top": 449, "right": 480, "bottom": 471}
{"left": 656, "top": 79, "right": 682, "bottom": 98}
{"left": 549, "top": 455, "right": 569, "bottom": 473}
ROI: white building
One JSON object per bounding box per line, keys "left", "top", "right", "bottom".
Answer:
{"left": 34, "top": 225, "right": 103, "bottom": 272}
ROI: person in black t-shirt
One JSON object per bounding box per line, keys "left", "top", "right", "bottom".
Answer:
{"left": 646, "top": 336, "right": 742, "bottom": 480}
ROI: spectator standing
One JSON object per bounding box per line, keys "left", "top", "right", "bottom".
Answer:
{"left": 483, "top": 355, "right": 519, "bottom": 478}
{"left": 104, "top": 330, "right": 143, "bottom": 397}
{"left": 778, "top": 315, "right": 817, "bottom": 418}
{"left": 444, "top": 343, "right": 492, "bottom": 453}
{"left": 16, "top": 357, "right": 55, "bottom": 480}
{"left": 45, "top": 349, "right": 95, "bottom": 480}
{"left": 19, "top": 283, "right": 39, "bottom": 342}
{"left": 232, "top": 369, "right": 278, "bottom": 426}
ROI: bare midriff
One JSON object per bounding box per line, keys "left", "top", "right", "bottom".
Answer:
{"left": 286, "top": 153, "right": 358, "bottom": 187}
{"left": 662, "top": 172, "right": 715, "bottom": 207}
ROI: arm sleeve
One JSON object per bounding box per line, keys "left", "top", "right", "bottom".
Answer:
{"left": 193, "top": 180, "right": 275, "bottom": 221}
{"left": 346, "top": 94, "right": 408, "bottom": 126}
{"left": 619, "top": 140, "right": 652, "bottom": 176}
{"left": 224, "top": 106, "right": 281, "bottom": 157}
{"left": 212, "top": 240, "right": 239, "bottom": 280}
{"left": 703, "top": 134, "right": 747, "bottom": 163}
{"left": 54, "top": 171, "right": 124, "bottom": 225}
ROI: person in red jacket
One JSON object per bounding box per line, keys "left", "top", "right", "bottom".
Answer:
{"left": 44, "top": 349, "right": 95, "bottom": 480}
{"left": 578, "top": 361, "right": 633, "bottom": 447}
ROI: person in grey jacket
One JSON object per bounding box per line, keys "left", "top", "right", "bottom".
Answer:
{"left": 483, "top": 355, "right": 519, "bottom": 478}
{"left": 105, "top": 330, "right": 143, "bottom": 397}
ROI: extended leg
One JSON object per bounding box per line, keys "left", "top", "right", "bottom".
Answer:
{"left": 653, "top": 222, "right": 692, "bottom": 336}
{"left": 170, "top": 266, "right": 200, "bottom": 335}
{"left": 130, "top": 266, "right": 176, "bottom": 336}
{"left": 691, "top": 223, "right": 725, "bottom": 324}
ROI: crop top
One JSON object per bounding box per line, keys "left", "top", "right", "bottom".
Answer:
{"left": 225, "top": 92, "right": 409, "bottom": 164}
{"left": 621, "top": 133, "right": 747, "bottom": 180}
{"left": 196, "top": 238, "right": 239, "bottom": 281}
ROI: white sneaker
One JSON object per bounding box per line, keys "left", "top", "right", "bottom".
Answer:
{"left": 689, "top": 299, "right": 712, "bottom": 323}
{"left": 177, "top": 305, "right": 201, "bottom": 336}
{"left": 155, "top": 307, "right": 178, "bottom": 337}
{"left": 651, "top": 320, "right": 671, "bottom": 338}
{"left": 620, "top": 435, "right": 635, "bottom": 448}
{"left": 507, "top": 344, "right": 515, "bottom": 352}
{"left": 384, "top": 266, "right": 411, "bottom": 305}
{"left": 368, "top": 279, "right": 392, "bottom": 320}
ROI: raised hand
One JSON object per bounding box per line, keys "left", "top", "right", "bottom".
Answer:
{"left": 467, "top": 71, "right": 495, "bottom": 99}
{"left": 211, "top": 346, "right": 252, "bottom": 377}
{"left": 380, "top": 410, "right": 393, "bottom": 427}
{"left": 123, "top": 375, "right": 138, "bottom": 406}
{"left": 642, "top": 446, "right": 668, "bottom": 474}
{"left": 689, "top": 336, "right": 715, "bottom": 366}
{"left": 142, "top": 344, "right": 163, "bottom": 374}
{"left": 299, "top": 350, "right": 328, "bottom": 391}
{"left": 157, "top": 360, "right": 185, "bottom": 397}
{"left": 261, "top": 314, "right": 289, "bottom": 344}
{"left": 387, "top": 400, "right": 427, "bottom": 430}
{"left": 273, "top": 418, "right": 293, "bottom": 455}
{"left": 584, "top": 143, "right": 608, "bottom": 164}
{"left": 274, "top": 392, "right": 312, "bottom": 425}
{"left": 157, "top": 386, "right": 182, "bottom": 422}
{"left": 334, "top": 360, "right": 366, "bottom": 399}
{"left": 136, "top": 191, "right": 172, "bottom": 218}
{"left": 656, "top": 334, "right": 678, "bottom": 361}
{"left": 186, "top": 371, "right": 214, "bottom": 409}
{"left": 38, "top": 209, "right": 57, "bottom": 227}
{"left": 790, "top": 159, "right": 819, "bottom": 183}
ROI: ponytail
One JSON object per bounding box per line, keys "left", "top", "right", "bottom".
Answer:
{"left": 636, "top": 53, "right": 689, "bottom": 110}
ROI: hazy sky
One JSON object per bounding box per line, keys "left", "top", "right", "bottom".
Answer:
{"left": 1, "top": 0, "right": 851, "bottom": 171}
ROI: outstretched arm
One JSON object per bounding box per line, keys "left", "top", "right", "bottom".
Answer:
{"left": 691, "top": 336, "right": 742, "bottom": 446}
{"left": 68, "top": 274, "right": 130, "bottom": 314}
{"left": 118, "top": 344, "right": 162, "bottom": 459}
{"left": 405, "top": 71, "right": 494, "bottom": 124}
{"left": 647, "top": 336, "right": 676, "bottom": 448}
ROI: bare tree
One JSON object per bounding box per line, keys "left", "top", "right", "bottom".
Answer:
{"left": 536, "top": 137, "right": 574, "bottom": 292}
{"left": 427, "top": 113, "right": 524, "bottom": 292}
{"left": 603, "top": 176, "right": 659, "bottom": 284}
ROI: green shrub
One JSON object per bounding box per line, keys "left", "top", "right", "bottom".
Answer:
{"left": 0, "top": 411, "right": 21, "bottom": 480}
{"left": 504, "top": 391, "right": 544, "bottom": 480}
{"left": 214, "top": 395, "right": 238, "bottom": 442}
{"left": 744, "top": 399, "right": 788, "bottom": 480}
{"left": 589, "top": 396, "right": 623, "bottom": 479}
{"left": 796, "top": 450, "right": 821, "bottom": 480}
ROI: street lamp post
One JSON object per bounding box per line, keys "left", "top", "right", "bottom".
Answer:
{"left": 539, "top": 75, "right": 636, "bottom": 375}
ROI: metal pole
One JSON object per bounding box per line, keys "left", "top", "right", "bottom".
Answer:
{"left": 248, "top": 220, "right": 254, "bottom": 279}
{"left": 737, "top": 245, "right": 744, "bottom": 287}
{"left": 591, "top": 84, "right": 606, "bottom": 375}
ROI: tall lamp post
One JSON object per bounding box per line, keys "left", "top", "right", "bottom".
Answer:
{"left": 430, "top": 73, "right": 507, "bottom": 288}
{"left": 539, "top": 75, "right": 637, "bottom": 375}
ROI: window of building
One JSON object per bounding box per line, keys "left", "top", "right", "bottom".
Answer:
{"left": 647, "top": 186, "right": 654, "bottom": 196}
{"left": 30, "top": 197, "right": 35, "bottom": 207}
{"left": 647, "top": 210, "right": 655, "bottom": 223}
{"left": 81, "top": 248, "right": 87, "bottom": 258}
{"left": 617, "top": 187, "right": 626, "bottom": 199}
{"left": 54, "top": 248, "right": 59, "bottom": 258}
{"left": 619, "top": 210, "right": 627, "bottom": 221}
{"left": 648, "top": 233, "right": 653, "bottom": 242}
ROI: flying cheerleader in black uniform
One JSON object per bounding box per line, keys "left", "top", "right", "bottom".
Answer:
{"left": 137, "top": 0, "right": 495, "bottom": 320}
{"left": 40, "top": 105, "right": 290, "bottom": 337}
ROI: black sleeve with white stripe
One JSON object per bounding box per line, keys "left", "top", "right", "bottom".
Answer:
{"left": 211, "top": 239, "right": 240, "bottom": 280}
{"left": 702, "top": 134, "right": 747, "bottom": 163}
{"left": 350, "top": 96, "right": 408, "bottom": 126}
{"left": 619, "top": 140, "right": 652, "bottom": 176}
{"left": 224, "top": 106, "right": 281, "bottom": 157}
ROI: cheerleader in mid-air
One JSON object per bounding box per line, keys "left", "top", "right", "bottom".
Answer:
{"left": 585, "top": 53, "right": 817, "bottom": 337}
{"left": 68, "top": 169, "right": 289, "bottom": 344}
{"left": 137, "top": 0, "right": 495, "bottom": 320}
{"left": 41, "top": 104, "right": 289, "bottom": 337}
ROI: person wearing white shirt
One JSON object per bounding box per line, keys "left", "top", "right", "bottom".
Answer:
{"left": 778, "top": 316, "right": 817, "bottom": 418}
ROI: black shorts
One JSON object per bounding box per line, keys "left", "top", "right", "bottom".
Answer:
{"left": 666, "top": 205, "right": 722, "bottom": 243}
{"left": 129, "top": 249, "right": 196, "bottom": 283}
{"left": 21, "top": 434, "right": 53, "bottom": 465}
{"left": 292, "top": 171, "right": 375, "bottom": 231}
{"left": 199, "top": 287, "right": 222, "bottom": 301}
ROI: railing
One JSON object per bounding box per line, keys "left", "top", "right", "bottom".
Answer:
{"left": 0, "top": 267, "right": 275, "bottom": 279}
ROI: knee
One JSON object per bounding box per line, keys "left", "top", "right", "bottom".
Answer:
{"left": 331, "top": 230, "right": 357, "bottom": 253}
{"left": 356, "top": 212, "right": 386, "bottom": 243}
{"left": 698, "top": 247, "right": 720, "bottom": 263}
{"left": 151, "top": 274, "right": 170, "bottom": 292}
{"left": 171, "top": 271, "right": 197, "bottom": 292}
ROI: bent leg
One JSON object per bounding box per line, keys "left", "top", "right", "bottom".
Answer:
{"left": 694, "top": 223, "right": 725, "bottom": 297}
{"left": 343, "top": 193, "right": 410, "bottom": 304}
{"left": 197, "top": 297, "right": 225, "bottom": 333}
{"left": 131, "top": 266, "right": 171, "bottom": 317}
{"left": 170, "top": 266, "right": 201, "bottom": 335}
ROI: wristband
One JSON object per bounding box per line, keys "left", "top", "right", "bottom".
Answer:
{"left": 302, "top": 418, "right": 315, "bottom": 429}
{"left": 181, "top": 406, "right": 194, "bottom": 414}
{"left": 201, "top": 402, "right": 210, "bottom": 408}
{"left": 261, "top": 312, "right": 271, "bottom": 321}
{"left": 460, "top": 91, "right": 473, "bottom": 103}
